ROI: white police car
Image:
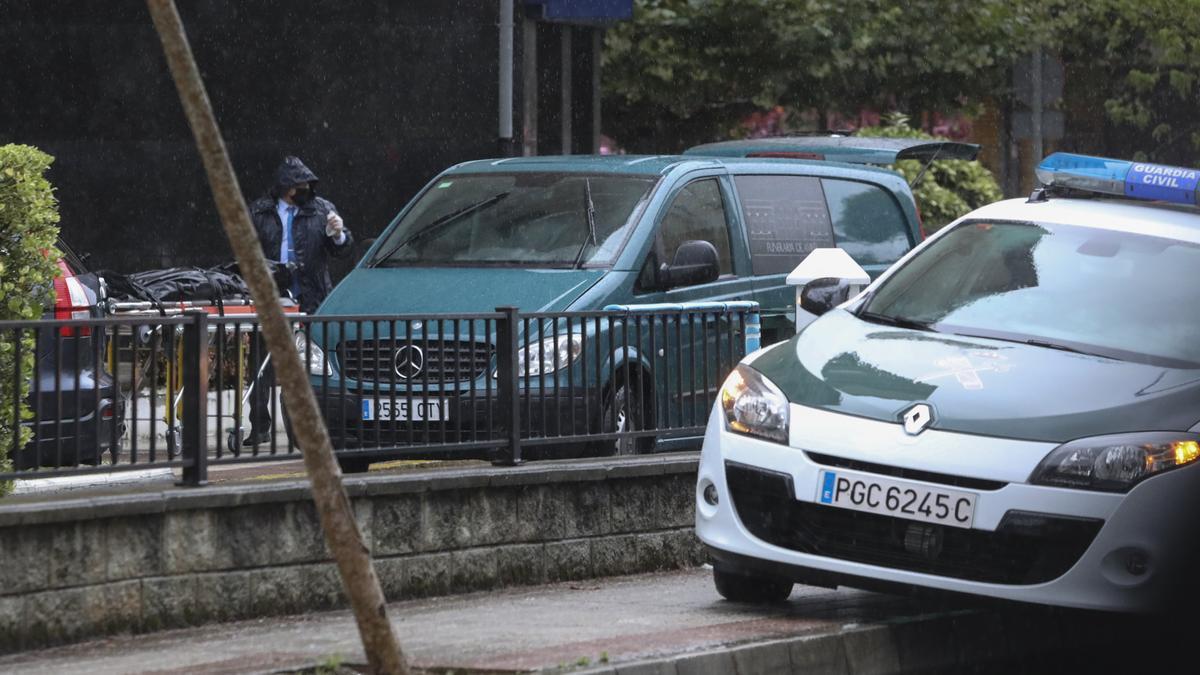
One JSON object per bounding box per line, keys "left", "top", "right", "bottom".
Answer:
{"left": 696, "top": 153, "right": 1200, "bottom": 612}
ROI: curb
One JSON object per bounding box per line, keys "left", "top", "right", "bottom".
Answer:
{"left": 10, "top": 468, "right": 175, "bottom": 495}
{"left": 570, "top": 607, "right": 1120, "bottom": 675}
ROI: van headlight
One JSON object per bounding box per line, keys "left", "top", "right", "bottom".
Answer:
{"left": 1030, "top": 433, "right": 1200, "bottom": 492}
{"left": 720, "top": 365, "right": 789, "bottom": 444}
{"left": 294, "top": 330, "right": 333, "bottom": 376}
{"left": 517, "top": 334, "right": 583, "bottom": 377}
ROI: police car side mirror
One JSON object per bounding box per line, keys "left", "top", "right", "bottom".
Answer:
{"left": 658, "top": 240, "right": 720, "bottom": 289}
{"left": 786, "top": 248, "right": 869, "bottom": 332}
{"left": 800, "top": 278, "right": 853, "bottom": 316}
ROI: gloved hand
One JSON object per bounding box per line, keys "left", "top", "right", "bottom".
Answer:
{"left": 325, "top": 211, "right": 344, "bottom": 239}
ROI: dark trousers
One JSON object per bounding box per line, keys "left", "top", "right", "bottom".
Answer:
{"left": 247, "top": 331, "right": 276, "bottom": 434}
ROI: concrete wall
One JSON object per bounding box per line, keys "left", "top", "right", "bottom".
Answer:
{"left": 0, "top": 455, "right": 702, "bottom": 654}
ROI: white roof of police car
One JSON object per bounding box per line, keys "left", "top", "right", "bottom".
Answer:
{"left": 957, "top": 196, "right": 1200, "bottom": 245}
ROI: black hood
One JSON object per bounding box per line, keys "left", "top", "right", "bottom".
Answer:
{"left": 271, "top": 156, "right": 319, "bottom": 195}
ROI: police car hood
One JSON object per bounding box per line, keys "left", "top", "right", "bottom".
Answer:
{"left": 751, "top": 309, "right": 1200, "bottom": 443}
{"left": 318, "top": 266, "right": 604, "bottom": 315}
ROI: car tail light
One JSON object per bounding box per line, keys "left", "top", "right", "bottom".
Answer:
{"left": 915, "top": 202, "right": 927, "bottom": 241}
{"left": 53, "top": 259, "right": 92, "bottom": 336}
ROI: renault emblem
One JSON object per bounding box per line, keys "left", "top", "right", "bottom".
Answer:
{"left": 394, "top": 345, "right": 425, "bottom": 379}
{"left": 901, "top": 403, "right": 934, "bottom": 435}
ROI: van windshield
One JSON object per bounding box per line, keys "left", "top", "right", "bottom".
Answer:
{"left": 370, "top": 173, "right": 658, "bottom": 267}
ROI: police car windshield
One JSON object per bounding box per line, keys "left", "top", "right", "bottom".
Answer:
{"left": 370, "top": 173, "right": 657, "bottom": 267}
{"left": 862, "top": 220, "right": 1200, "bottom": 368}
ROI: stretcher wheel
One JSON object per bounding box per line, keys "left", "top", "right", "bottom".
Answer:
{"left": 166, "top": 426, "right": 181, "bottom": 456}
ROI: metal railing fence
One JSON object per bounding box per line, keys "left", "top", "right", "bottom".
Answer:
{"left": 0, "top": 303, "right": 759, "bottom": 485}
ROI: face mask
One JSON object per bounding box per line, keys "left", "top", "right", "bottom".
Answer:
{"left": 292, "top": 188, "right": 313, "bottom": 205}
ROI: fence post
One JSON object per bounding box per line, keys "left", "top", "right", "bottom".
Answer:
{"left": 744, "top": 306, "right": 761, "bottom": 354}
{"left": 494, "top": 306, "right": 522, "bottom": 465}
{"left": 178, "top": 309, "right": 209, "bottom": 486}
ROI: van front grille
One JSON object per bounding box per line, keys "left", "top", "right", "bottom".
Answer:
{"left": 338, "top": 339, "right": 493, "bottom": 384}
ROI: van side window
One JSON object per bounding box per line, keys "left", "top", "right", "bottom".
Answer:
{"left": 822, "top": 179, "right": 913, "bottom": 266}
{"left": 658, "top": 179, "right": 734, "bottom": 276}
{"left": 734, "top": 175, "right": 834, "bottom": 275}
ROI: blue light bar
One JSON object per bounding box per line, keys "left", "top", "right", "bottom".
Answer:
{"left": 1036, "top": 152, "right": 1200, "bottom": 206}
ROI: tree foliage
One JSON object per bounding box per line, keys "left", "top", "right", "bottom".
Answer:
{"left": 604, "top": 0, "right": 1200, "bottom": 166}
{"left": 0, "top": 145, "right": 60, "bottom": 486}
{"left": 1049, "top": 0, "right": 1200, "bottom": 165}
{"left": 603, "top": 0, "right": 1027, "bottom": 152}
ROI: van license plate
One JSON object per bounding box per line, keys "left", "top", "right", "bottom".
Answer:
{"left": 815, "top": 470, "right": 976, "bottom": 529}
{"left": 362, "top": 399, "right": 448, "bottom": 422}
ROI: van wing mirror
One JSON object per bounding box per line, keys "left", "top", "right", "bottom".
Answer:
{"left": 786, "top": 248, "right": 869, "bottom": 331}
{"left": 659, "top": 240, "right": 720, "bottom": 289}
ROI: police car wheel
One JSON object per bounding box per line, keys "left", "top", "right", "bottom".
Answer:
{"left": 713, "top": 566, "right": 793, "bottom": 603}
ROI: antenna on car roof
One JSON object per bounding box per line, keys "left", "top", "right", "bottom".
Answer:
{"left": 908, "top": 143, "right": 944, "bottom": 188}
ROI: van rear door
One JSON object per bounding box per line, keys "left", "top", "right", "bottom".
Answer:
{"left": 731, "top": 174, "right": 917, "bottom": 342}
{"left": 729, "top": 174, "right": 834, "bottom": 344}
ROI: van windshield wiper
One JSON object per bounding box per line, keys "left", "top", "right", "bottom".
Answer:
{"left": 572, "top": 178, "right": 599, "bottom": 269}
{"left": 856, "top": 310, "right": 934, "bottom": 331}
{"left": 370, "top": 192, "right": 510, "bottom": 267}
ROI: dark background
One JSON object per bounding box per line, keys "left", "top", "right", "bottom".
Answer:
{"left": 0, "top": 1, "right": 606, "bottom": 281}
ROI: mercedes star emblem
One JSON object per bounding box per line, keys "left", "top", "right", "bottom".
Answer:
{"left": 901, "top": 403, "right": 934, "bottom": 436}
{"left": 394, "top": 345, "right": 425, "bottom": 379}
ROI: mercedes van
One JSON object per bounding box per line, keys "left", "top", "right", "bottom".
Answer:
{"left": 308, "top": 138, "right": 978, "bottom": 471}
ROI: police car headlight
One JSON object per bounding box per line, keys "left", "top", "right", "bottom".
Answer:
{"left": 294, "top": 330, "right": 332, "bottom": 376}
{"left": 720, "top": 365, "right": 789, "bottom": 444}
{"left": 517, "top": 335, "right": 583, "bottom": 377}
{"left": 1031, "top": 433, "right": 1200, "bottom": 492}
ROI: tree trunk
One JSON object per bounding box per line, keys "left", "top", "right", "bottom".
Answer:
{"left": 143, "top": 2, "right": 409, "bottom": 672}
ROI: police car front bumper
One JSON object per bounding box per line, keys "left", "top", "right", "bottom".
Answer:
{"left": 695, "top": 402, "right": 1200, "bottom": 613}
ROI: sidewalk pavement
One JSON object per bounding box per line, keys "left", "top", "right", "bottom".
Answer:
{"left": 0, "top": 567, "right": 1156, "bottom": 675}
{"left": 0, "top": 568, "right": 904, "bottom": 674}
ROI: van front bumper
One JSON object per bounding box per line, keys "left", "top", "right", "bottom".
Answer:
{"left": 311, "top": 386, "right": 594, "bottom": 454}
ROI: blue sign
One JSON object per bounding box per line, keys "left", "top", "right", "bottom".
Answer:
{"left": 1125, "top": 162, "right": 1200, "bottom": 205}
{"left": 526, "top": 0, "right": 633, "bottom": 24}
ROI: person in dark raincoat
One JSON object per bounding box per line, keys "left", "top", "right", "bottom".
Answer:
{"left": 243, "top": 156, "right": 355, "bottom": 446}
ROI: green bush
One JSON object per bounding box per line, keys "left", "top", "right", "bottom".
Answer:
{"left": 859, "top": 113, "right": 1003, "bottom": 233}
{"left": 0, "top": 145, "right": 61, "bottom": 488}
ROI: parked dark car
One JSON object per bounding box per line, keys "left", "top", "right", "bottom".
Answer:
{"left": 13, "top": 239, "right": 124, "bottom": 470}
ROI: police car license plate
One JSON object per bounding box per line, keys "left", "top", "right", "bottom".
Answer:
{"left": 362, "top": 398, "right": 448, "bottom": 422}
{"left": 815, "top": 469, "right": 976, "bottom": 529}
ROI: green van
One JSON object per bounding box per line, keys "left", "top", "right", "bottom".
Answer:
{"left": 308, "top": 137, "right": 978, "bottom": 470}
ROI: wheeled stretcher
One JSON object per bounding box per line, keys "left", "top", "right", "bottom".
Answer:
{"left": 104, "top": 297, "right": 303, "bottom": 455}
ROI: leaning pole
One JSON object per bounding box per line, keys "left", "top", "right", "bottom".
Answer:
{"left": 143, "top": 2, "right": 409, "bottom": 672}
